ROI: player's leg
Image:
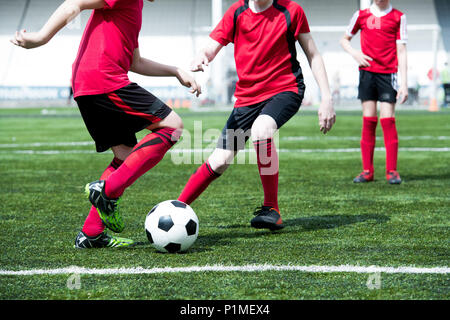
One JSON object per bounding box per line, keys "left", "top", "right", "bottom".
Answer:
{"left": 75, "top": 92, "right": 137, "bottom": 247}
{"left": 84, "top": 84, "right": 180, "bottom": 233}
{"left": 178, "top": 105, "right": 259, "bottom": 205}
{"left": 354, "top": 100, "right": 378, "bottom": 183}
{"left": 178, "top": 148, "right": 236, "bottom": 205}
{"left": 377, "top": 73, "right": 402, "bottom": 184}
{"left": 249, "top": 91, "right": 302, "bottom": 230}
{"left": 355, "top": 70, "right": 378, "bottom": 183}
{"left": 380, "top": 102, "right": 401, "bottom": 184}
{"left": 103, "top": 110, "right": 183, "bottom": 200}
{"left": 82, "top": 154, "right": 126, "bottom": 238}
{"left": 250, "top": 115, "right": 282, "bottom": 230}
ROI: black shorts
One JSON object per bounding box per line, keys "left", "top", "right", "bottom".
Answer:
{"left": 358, "top": 70, "right": 398, "bottom": 103}
{"left": 75, "top": 83, "right": 172, "bottom": 152}
{"left": 218, "top": 91, "right": 303, "bottom": 151}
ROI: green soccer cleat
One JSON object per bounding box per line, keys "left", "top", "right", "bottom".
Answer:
{"left": 74, "top": 231, "right": 135, "bottom": 249}
{"left": 85, "top": 180, "right": 124, "bottom": 233}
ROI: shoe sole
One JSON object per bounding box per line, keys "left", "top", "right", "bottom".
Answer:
{"left": 353, "top": 178, "right": 374, "bottom": 183}
{"left": 73, "top": 241, "right": 135, "bottom": 249}
{"left": 251, "top": 218, "right": 285, "bottom": 231}
{"left": 85, "top": 183, "right": 124, "bottom": 233}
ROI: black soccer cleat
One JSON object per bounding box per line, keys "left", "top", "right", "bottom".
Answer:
{"left": 386, "top": 170, "right": 402, "bottom": 184}
{"left": 85, "top": 180, "right": 124, "bottom": 233}
{"left": 251, "top": 206, "right": 285, "bottom": 231}
{"left": 353, "top": 171, "right": 374, "bottom": 183}
{"left": 74, "top": 231, "right": 134, "bottom": 249}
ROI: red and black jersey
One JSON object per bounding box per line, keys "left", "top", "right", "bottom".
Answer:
{"left": 346, "top": 4, "right": 407, "bottom": 74}
{"left": 210, "top": 0, "right": 310, "bottom": 107}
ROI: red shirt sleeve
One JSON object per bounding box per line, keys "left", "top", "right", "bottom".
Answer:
{"left": 291, "top": 4, "right": 310, "bottom": 37}
{"left": 210, "top": 5, "right": 237, "bottom": 46}
{"left": 346, "top": 10, "right": 361, "bottom": 36}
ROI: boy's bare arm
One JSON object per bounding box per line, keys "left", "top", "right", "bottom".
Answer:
{"left": 10, "top": 0, "right": 104, "bottom": 49}
{"left": 397, "top": 43, "right": 408, "bottom": 104}
{"left": 131, "top": 48, "right": 202, "bottom": 97}
{"left": 340, "top": 34, "right": 373, "bottom": 68}
{"left": 191, "top": 39, "right": 224, "bottom": 72}
{"left": 298, "top": 32, "right": 336, "bottom": 134}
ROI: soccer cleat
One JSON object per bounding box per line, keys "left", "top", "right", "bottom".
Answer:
{"left": 353, "top": 171, "right": 374, "bottom": 183}
{"left": 85, "top": 180, "right": 124, "bottom": 233}
{"left": 386, "top": 170, "right": 402, "bottom": 184}
{"left": 251, "top": 206, "right": 284, "bottom": 231}
{"left": 74, "top": 231, "right": 134, "bottom": 249}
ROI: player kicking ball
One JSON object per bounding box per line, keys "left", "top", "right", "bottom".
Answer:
{"left": 341, "top": 0, "right": 408, "bottom": 184}
{"left": 177, "top": 0, "right": 336, "bottom": 230}
{"left": 11, "top": 0, "right": 201, "bottom": 248}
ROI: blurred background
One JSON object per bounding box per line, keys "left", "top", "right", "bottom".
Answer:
{"left": 0, "top": 0, "right": 449, "bottom": 110}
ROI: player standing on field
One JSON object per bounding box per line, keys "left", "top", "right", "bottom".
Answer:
{"left": 11, "top": 0, "right": 201, "bottom": 248}
{"left": 177, "top": 0, "right": 336, "bottom": 230}
{"left": 341, "top": 0, "right": 408, "bottom": 184}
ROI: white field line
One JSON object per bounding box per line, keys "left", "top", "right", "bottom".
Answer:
{"left": 0, "top": 264, "right": 449, "bottom": 276}
{"left": 0, "top": 141, "right": 94, "bottom": 148}
{"left": 1, "top": 147, "right": 449, "bottom": 155}
{"left": 0, "top": 136, "right": 449, "bottom": 148}
{"left": 282, "top": 135, "right": 450, "bottom": 141}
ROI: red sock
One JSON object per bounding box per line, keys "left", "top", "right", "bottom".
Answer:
{"left": 104, "top": 127, "right": 178, "bottom": 199}
{"left": 380, "top": 117, "right": 399, "bottom": 172}
{"left": 360, "top": 117, "right": 378, "bottom": 173}
{"left": 82, "top": 157, "right": 123, "bottom": 237}
{"left": 254, "top": 139, "right": 279, "bottom": 211}
{"left": 178, "top": 161, "right": 220, "bottom": 205}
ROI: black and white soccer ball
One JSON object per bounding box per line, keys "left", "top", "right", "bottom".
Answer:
{"left": 145, "top": 200, "right": 199, "bottom": 253}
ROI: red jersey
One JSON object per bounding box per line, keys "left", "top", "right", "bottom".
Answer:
{"left": 346, "top": 4, "right": 407, "bottom": 74}
{"left": 72, "top": 0, "right": 143, "bottom": 98}
{"left": 210, "top": 0, "right": 310, "bottom": 107}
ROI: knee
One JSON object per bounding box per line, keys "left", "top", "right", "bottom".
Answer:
{"left": 251, "top": 119, "right": 277, "bottom": 141}
{"left": 208, "top": 149, "right": 236, "bottom": 174}
{"left": 171, "top": 112, "right": 184, "bottom": 131}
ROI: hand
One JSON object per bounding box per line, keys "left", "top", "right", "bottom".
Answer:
{"left": 352, "top": 51, "right": 373, "bottom": 68}
{"left": 318, "top": 97, "right": 336, "bottom": 134}
{"left": 10, "top": 30, "right": 46, "bottom": 49}
{"left": 190, "top": 52, "right": 209, "bottom": 72}
{"left": 397, "top": 85, "right": 408, "bottom": 104}
{"left": 176, "top": 68, "right": 202, "bottom": 97}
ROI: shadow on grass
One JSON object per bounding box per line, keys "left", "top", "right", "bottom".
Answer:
{"left": 119, "top": 213, "right": 389, "bottom": 252}
{"left": 284, "top": 213, "right": 389, "bottom": 230}
{"left": 213, "top": 213, "right": 389, "bottom": 232}
{"left": 100, "top": 213, "right": 390, "bottom": 253}
{"left": 188, "top": 213, "right": 391, "bottom": 249}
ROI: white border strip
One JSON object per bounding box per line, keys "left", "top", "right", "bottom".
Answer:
{"left": 0, "top": 264, "right": 448, "bottom": 276}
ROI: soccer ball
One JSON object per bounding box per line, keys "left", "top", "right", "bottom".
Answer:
{"left": 145, "top": 200, "right": 199, "bottom": 253}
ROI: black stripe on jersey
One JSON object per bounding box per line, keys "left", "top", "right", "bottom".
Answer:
{"left": 273, "top": 0, "right": 305, "bottom": 94}
{"left": 233, "top": 0, "right": 249, "bottom": 42}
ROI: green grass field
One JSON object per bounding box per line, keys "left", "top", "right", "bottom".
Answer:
{"left": 0, "top": 106, "right": 449, "bottom": 300}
